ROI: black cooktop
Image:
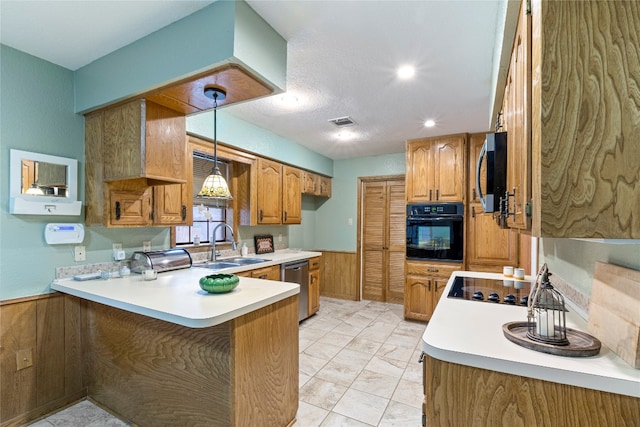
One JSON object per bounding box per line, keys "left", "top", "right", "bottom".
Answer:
{"left": 447, "top": 276, "right": 533, "bottom": 306}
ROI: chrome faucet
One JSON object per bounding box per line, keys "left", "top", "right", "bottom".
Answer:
{"left": 211, "top": 223, "right": 237, "bottom": 261}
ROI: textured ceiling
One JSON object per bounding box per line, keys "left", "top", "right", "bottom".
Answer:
{"left": 0, "top": 0, "right": 506, "bottom": 160}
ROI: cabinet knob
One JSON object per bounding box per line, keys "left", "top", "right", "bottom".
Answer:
{"left": 259, "top": 209, "right": 263, "bottom": 221}
{"left": 436, "top": 189, "right": 439, "bottom": 200}
{"left": 471, "top": 206, "right": 476, "bottom": 218}
{"left": 284, "top": 211, "right": 288, "bottom": 222}
{"left": 181, "top": 205, "right": 187, "bottom": 221}
{"left": 115, "top": 201, "right": 121, "bottom": 220}
{"left": 429, "top": 189, "right": 432, "bottom": 201}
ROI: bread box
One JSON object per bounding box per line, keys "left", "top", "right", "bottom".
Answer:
{"left": 131, "top": 248, "right": 192, "bottom": 273}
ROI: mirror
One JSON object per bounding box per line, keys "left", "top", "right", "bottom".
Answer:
{"left": 21, "top": 159, "right": 69, "bottom": 197}
{"left": 9, "top": 149, "right": 81, "bottom": 215}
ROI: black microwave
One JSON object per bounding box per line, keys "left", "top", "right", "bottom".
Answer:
{"left": 475, "top": 132, "right": 507, "bottom": 213}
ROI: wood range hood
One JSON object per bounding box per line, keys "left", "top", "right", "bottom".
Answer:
{"left": 144, "top": 63, "right": 275, "bottom": 115}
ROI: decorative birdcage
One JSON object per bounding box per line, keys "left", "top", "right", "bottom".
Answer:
{"left": 526, "top": 264, "right": 569, "bottom": 346}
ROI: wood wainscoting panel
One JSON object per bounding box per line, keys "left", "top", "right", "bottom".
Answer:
{"left": 319, "top": 251, "right": 358, "bottom": 301}
{"left": 0, "top": 294, "right": 85, "bottom": 427}
{"left": 425, "top": 355, "right": 640, "bottom": 426}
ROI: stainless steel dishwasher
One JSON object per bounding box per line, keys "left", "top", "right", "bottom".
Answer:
{"left": 281, "top": 260, "right": 309, "bottom": 321}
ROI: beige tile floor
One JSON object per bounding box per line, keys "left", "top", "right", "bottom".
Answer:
{"left": 30, "top": 297, "right": 426, "bottom": 427}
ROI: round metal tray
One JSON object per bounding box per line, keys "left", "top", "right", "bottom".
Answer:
{"left": 503, "top": 322, "right": 601, "bottom": 357}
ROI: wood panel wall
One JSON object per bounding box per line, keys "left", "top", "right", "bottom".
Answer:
{"left": 425, "top": 355, "right": 640, "bottom": 426}
{"left": 0, "top": 294, "right": 85, "bottom": 427}
{"left": 319, "top": 251, "right": 358, "bottom": 301}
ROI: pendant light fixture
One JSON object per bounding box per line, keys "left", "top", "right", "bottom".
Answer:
{"left": 198, "top": 86, "right": 233, "bottom": 201}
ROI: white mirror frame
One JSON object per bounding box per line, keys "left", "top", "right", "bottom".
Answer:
{"left": 9, "top": 149, "right": 82, "bottom": 216}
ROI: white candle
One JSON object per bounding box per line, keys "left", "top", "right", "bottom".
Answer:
{"left": 536, "top": 313, "right": 555, "bottom": 337}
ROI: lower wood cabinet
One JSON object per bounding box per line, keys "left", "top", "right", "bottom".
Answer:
{"left": 404, "top": 261, "right": 460, "bottom": 321}
{"left": 308, "top": 257, "right": 321, "bottom": 316}
{"left": 235, "top": 264, "right": 280, "bottom": 281}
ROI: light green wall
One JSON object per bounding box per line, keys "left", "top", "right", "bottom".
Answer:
{"left": 187, "top": 111, "right": 333, "bottom": 176}
{"left": 0, "top": 45, "right": 170, "bottom": 300}
{"left": 74, "top": 0, "right": 286, "bottom": 113}
{"left": 314, "top": 153, "right": 406, "bottom": 251}
{"left": 540, "top": 238, "right": 640, "bottom": 296}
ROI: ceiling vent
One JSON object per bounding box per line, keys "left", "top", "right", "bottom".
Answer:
{"left": 328, "top": 116, "right": 357, "bottom": 127}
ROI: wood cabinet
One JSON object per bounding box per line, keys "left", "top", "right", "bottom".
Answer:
{"left": 501, "top": 0, "right": 532, "bottom": 231}
{"left": 404, "top": 261, "right": 460, "bottom": 321}
{"left": 500, "top": 1, "right": 639, "bottom": 237}
{"left": 85, "top": 99, "right": 190, "bottom": 227}
{"left": 308, "top": 256, "right": 321, "bottom": 316}
{"left": 302, "top": 171, "right": 332, "bottom": 198}
{"left": 235, "top": 264, "right": 280, "bottom": 281}
{"left": 256, "top": 158, "right": 282, "bottom": 224}
{"left": 424, "top": 355, "right": 640, "bottom": 426}
{"left": 467, "top": 133, "right": 518, "bottom": 271}
{"left": 406, "top": 134, "right": 467, "bottom": 203}
{"left": 256, "top": 160, "right": 302, "bottom": 225}
{"left": 282, "top": 166, "right": 302, "bottom": 224}
{"left": 361, "top": 177, "right": 406, "bottom": 304}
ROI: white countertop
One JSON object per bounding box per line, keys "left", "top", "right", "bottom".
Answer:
{"left": 422, "top": 270, "right": 640, "bottom": 398}
{"left": 51, "top": 250, "right": 321, "bottom": 329}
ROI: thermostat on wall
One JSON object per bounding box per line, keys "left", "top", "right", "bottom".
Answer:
{"left": 44, "top": 223, "right": 85, "bottom": 245}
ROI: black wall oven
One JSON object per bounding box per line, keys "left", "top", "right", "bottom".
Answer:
{"left": 406, "top": 203, "right": 464, "bottom": 262}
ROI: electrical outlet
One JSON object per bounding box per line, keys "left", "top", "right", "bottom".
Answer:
{"left": 74, "top": 246, "right": 86, "bottom": 262}
{"left": 112, "top": 243, "right": 122, "bottom": 251}
{"left": 348, "top": 218, "right": 353, "bottom": 226}
{"left": 278, "top": 234, "right": 283, "bottom": 242}
{"left": 143, "top": 241, "right": 151, "bottom": 252}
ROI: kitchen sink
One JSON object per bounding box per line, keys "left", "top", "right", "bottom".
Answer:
{"left": 194, "top": 261, "right": 242, "bottom": 271}
{"left": 226, "top": 258, "right": 270, "bottom": 265}
{"left": 194, "top": 258, "right": 270, "bottom": 271}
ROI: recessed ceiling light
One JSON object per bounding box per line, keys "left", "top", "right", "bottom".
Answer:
{"left": 397, "top": 65, "right": 415, "bottom": 79}
{"left": 280, "top": 93, "right": 299, "bottom": 107}
{"left": 336, "top": 131, "right": 356, "bottom": 141}
{"left": 424, "top": 119, "right": 436, "bottom": 128}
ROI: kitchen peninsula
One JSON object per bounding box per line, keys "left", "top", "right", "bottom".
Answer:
{"left": 421, "top": 271, "right": 640, "bottom": 426}
{"left": 50, "top": 252, "right": 315, "bottom": 427}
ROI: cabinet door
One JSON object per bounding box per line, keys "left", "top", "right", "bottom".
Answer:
{"left": 302, "top": 171, "right": 316, "bottom": 194}
{"left": 251, "top": 265, "right": 281, "bottom": 281}
{"left": 503, "top": 0, "right": 531, "bottom": 230}
{"left": 362, "top": 181, "right": 386, "bottom": 301}
{"left": 404, "top": 275, "right": 431, "bottom": 322}
{"left": 309, "top": 269, "right": 320, "bottom": 316}
{"left": 432, "top": 277, "right": 448, "bottom": 313}
{"left": 257, "top": 159, "right": 282, "bottom": 224}
{"left": 153, "top": 184, "right": 188, "bottom": 225}
{"left": 467, "top": 205, "right": 518, "bottom": 269}
{"left": 387, "top": 180, "right": 406, "bottom": 304}
{"left": 144, "top": 101, "right": 187, "bottom": 182}
{"left": 109, "top": 189, "right": 151, "bottom": 227}
{"left": 318, "top": 176, "right": 332, "bottom": 198}
{"left": 406, "top": 141, "right": 435, "bottom": 202}
{"left": 433, "top": 135, "right": 466, "bottom": 202}
{"left": 282, "top": 166, "right": 302, "bottom": 224}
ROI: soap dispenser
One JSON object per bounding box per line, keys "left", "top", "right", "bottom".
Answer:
{"left": 241, "top": 243, "right": 248, "bottom": 257}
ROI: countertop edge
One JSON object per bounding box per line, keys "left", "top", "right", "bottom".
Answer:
{"left": 421, "top": 270, "right": 640, "bottom": 398}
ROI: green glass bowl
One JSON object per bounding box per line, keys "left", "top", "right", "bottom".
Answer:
{"left": 199, "top": 273, "right": 239, "bottom": 294}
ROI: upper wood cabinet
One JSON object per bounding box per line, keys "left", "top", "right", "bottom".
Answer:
{"left": 501, "top": 0, "right": 532, "bottom": 231}
{"left": 101, "top": 99, "right": 186, "bottom": 184}
{"left": 257, "top": 158, "right": 283, "bottom": 224}
{"left": 256, "top": 159, "right": 302, "bottom": 225}
{"left": 302, "top": 171, "right": 332, "bottom": 198}
{"left": 282, "top": 166, "right": 302, "bottom": 224}
{"left": 406, "top": 134, "right": 467, "bottom": 203}
{"left": 85, "top": 100, "right": 190, "bottom": 227}
{"left": 501, "top": 1, "right": 639, "bottom": 237}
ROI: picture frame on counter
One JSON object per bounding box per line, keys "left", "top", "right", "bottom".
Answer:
{"left": 254, "top": 235, "right": 274, "bottom": 254}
